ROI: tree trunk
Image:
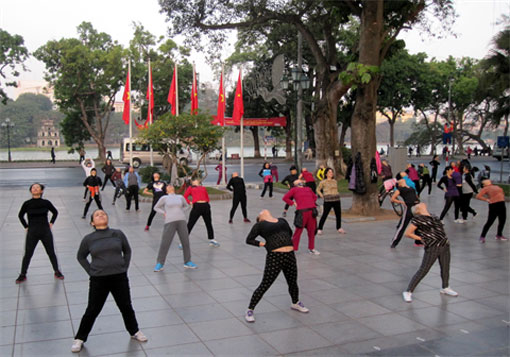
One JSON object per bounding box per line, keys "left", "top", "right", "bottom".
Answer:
{"left": 456, "top": 111, "right": 465, "bottom": 155}
{"left": 304, "top": 113, "right": 315, "bottom": 156}
{"left": 389, "top": 120, "right": 395, "bottom": 147}
{"left": 251, "top": 127, "right": 261, "bottom": 158}
{"left": 349, "top": 0, "right": 383, "bottom": 216}
{"left": 338, "top": 122, "right": 349, "bottom": 176}
{"left": 284, "top": 109, "right": 292, "bottom": 160}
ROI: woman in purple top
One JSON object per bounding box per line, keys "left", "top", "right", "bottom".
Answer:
{"left": 405, "top": 164, "right": 420, "bottom": 195}
{"left": 437, "top": 166, "right": 462, "bottom": 221}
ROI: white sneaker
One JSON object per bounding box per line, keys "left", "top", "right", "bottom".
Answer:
{"left": 308, "top": 249, "right": 320, "bottom": 255}
{"left": 245, "top": 309, "right": 255, "bottom": 322}
{"left": 402, "top": 291, "right": 412, "bottom": 303}
{"left": 209, "top": 240, "right": 220, "bottom": 247}
{"left": 131, "top": 330, "right": 148, "bottom": 342}
{"left": 71, "top": 339, "right": 84, "bottom": 353}
{"left": 291, "top": 301, "right": 309, "bottom": 313}
{"left": 337, "top": 228, "right": 346, "bottom": 234}
{"left": 317, "top": 229, "right": 323, "bottom": 235}
{"left": 440, "top": 287, "right": 458, "bottom": 297}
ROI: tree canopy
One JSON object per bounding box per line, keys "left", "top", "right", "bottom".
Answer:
{"left": 0, "top": 29, "right": 29, "bottom": 104}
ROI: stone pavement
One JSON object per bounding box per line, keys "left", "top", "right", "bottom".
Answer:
{"left": 0, "top": 183, "right": 508, "bottom": 356}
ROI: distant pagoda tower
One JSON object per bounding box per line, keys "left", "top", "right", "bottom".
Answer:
{"left": 37, "top": 119, "right": 61, "bottom": 148}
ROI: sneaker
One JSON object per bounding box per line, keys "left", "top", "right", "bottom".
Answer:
{"left": 15, "top": 274, "right": 26, "bottom": 284}
{"left": 209, "top": 240, "right": 220, "bottom": 247}
{"left": 282, "top": 211, "right": 287, "bottom": 217}
{"left": 337, "top": 228, "right": 346, "bottom": 234}
{"left": 71, "top": 339, "right": 84, "bottom": 353}
{"left": 178, "top": 243, "right": 183, "bottom": 250}
{"left": 244, "top": 218, "right": 251, "bottom": 223}
{"left": 402, "top": 291, "right": 412, "bottom": 302}
{"left": 154, "top": 263, "right": 164, "bottom": 272}
{"left": 81, "top": 215, "right": 86, "bottom": 219}
{"left": 472, "top": 212, "right": 477, "bottom": 220}
{"left": 228, "top": 219, "right": 233, "bottom": 224}
{"left": 308, "top": 249, "right": 320, "bottom": 255}
{"left": 245, "top": 309, "right": 255, "bottom": 322}
{"left": 495, "top": 235, "right": 508, "bottom": 241}
{"left": 440, "top": 287, "right": 459, "bottom": 297}
{"left": 184, "top": 261, "right": 198, "bottom": 269}
{"left": 131, "top": 330, "right": 148, "bottom": 342}
{"left": 291, "top": 301, "right": 309, "bottom": 313}
{"left": 317, "top": 229, "right": 323, "bottom": 235}
{"left": 112, "top": 202, "right": 115, "bottom": 205}
{"left": 54, "top": 271, "right": 65, "bottom": 280}
{"left": 144, "top": 225, "right": 149, "bottom": 231}
{"left": 479, "top": 236, "right": 486, "bottom": 244}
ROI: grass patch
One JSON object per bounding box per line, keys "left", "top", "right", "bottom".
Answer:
{"left": 496, "top": 184, "right": 510, "bottom": 197}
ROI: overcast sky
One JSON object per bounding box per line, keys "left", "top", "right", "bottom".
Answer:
{"left": 1, "top": 0, "right": 508, "bottom": 91}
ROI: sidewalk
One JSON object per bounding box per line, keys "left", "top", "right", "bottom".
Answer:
{"left": 0, "top": 184, "right": 508, "bottom": 356}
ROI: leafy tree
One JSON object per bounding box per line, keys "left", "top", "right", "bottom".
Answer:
{"left": 138, "top": 112, "right": 223, "bottom": 180}
{"left": 159, "top": 0, "right": 456, "bottom": 215}
{"left": 34, "top": 22, "right": 125, "bottom": 161}
{"left": 378, "top": 49, "right": 425, "bottom": 147}
{"left": 0, "top": 29, "right": 29, "bottom": 104}
{"left": 480, "top": 18, "right": 510, "bottom": 137}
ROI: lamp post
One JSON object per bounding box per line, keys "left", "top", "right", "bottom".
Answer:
{"left": 280, "top": 32, "right": 310, "bottom": 170}
{"left": 1, "top": 118, "right": 14, "bottom": 162}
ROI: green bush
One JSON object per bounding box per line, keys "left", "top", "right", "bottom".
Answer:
{"left": 341, "top": 146, "right": 352, "bottom": 164}
{"left": 496, "top": 184, "right": 510, "bottom": 197}
{"left": 139, "top": 166, "right": 160, "bottom": 183}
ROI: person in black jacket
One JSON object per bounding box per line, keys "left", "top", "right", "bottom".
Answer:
{"left": 226, "top": 172, "right": 250, "bottom": 223}
{"left": 16, "top": 183, "right": 64, "bottom": 283}
{"left": 83, "top": 168, "right": 103, "bottom": 219}
{"left": 429, "top": 155, "right": 441, "bottom": 183}
{"left": 143, "top": 172, "right": 167, "bottom": 231}
{"left": 244, "top": 209, "right": 309, "bottom": 323}
{"left": 460, "top": 165, "right": 478, "bottom": 221}
{"left": 281, "top": 166, "right": 299, "bottom": 217}
{"left": 101, "top": 159, "right": 116, "bottom": 190}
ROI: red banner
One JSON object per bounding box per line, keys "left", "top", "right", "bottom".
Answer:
{"left": 212, "top": 116, "right": 287, "bottom": 127}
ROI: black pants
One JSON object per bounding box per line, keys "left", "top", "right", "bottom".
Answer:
{"left": 391, "top": 205, "right": 419, "bottom": 248}
{"left": 412, "top": 180, "right": 421, "bottom": 195}
{"left": 460, "top": 193, "right": 476, "bottom": 220}
{"left": 419, "top": 174, "right": 432, "bottom": 195}
{"left": 318, "top": 200, "right": 341, "bottom": 230}
{"left": 146, "top": 197, "right": 163, "bottom": 227}
{"left": 249, "top": 251, "right": 299, "bottom": 310}
{"left": 83, "top": 195, "right": 103, "bottom": 217}
{"left": 113, "top": 181, "right": 126, "bottom": 203}
{"left": 230, "top": 194, "right": 247, "bottom": 220}
{"left": 481, "top": 201, "right": 507, "bottom": 237}
{"left": 306, "top": 181, "right": 317, "bottom": 193}
{"left": 187, "top": 202, "right": 214, "bottom": 240}
{"left": 261, "top": 182, "right": 273, "bottom": 197}
{"left": 126, "top": 185, "right": 139, "bottom": 210}
{"left": 407, "top": 245, "right": 451, "bottom": 292}
{"left": 21, "top": 227, "right": 60, "bottom": 275}
{"left": 102, "top": 174, "right": 115, "bottom": 190}
{"left": 439, "top": 196, "right": 460, "bottom": 220}
{"left": 75, "top": 273, "right": 139, "bottom": 342}
{"left": 431, "top": 168, "right": 438, "bottom": 183}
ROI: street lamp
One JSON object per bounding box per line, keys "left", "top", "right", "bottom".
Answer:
{"left": 1, "top": 118, "right": 14, "bottom": 162}
{"left": 280, "top": 33, "right": 310, "bottom": 170}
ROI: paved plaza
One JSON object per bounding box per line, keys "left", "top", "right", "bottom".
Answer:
{"left": 0, "top": 182, "right": 508, "bottom": 356}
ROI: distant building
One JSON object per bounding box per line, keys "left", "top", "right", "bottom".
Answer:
{"left": 37, "top": 119, "right": 60, "bottom": 148}
{"left": 13, "top": 80, "right": 55, "bottom": 103}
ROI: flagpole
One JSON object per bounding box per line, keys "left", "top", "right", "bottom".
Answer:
{"left": 148, "top": 59, "right": 154, "bottom": 167}
{"left": 221, "top": 65, "right": 226, "bottom": 185}
{"left": 175, "top": 63, "right": 179, "bottom": 116}
{"left": 128, "top": 60, "right": 133, "bottom": 167}
{"left": 240, "top": 66, "right": 244, "bottom": 179}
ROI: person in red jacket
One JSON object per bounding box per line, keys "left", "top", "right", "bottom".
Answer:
{"left": 183, "top": 180, "right": 219, "bottom": 247}
{"left": 282, "top": 179, "right": 319, "bottom": 255}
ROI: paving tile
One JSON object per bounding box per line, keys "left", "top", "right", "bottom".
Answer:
{"left": 73, "top": 331, "right": 144, "bottom": 356}
{"left": 174, "top": 303, "right": 234, "bottom": 323}
{"left": 145, "top": 342, "right": 213, "bottom": 356}
{"left": 259, "top": 326, "right": 333, "bottom": 354}
{"left": 13, "top": 338, "right": 71, "bottom": 356}
{"left": 331, "top": 300, "right": 391, "bottom": 319}
{"left": 16, "top": 305, "right": 70, "bottom": 325}
{"left": 188, "top": 317, "right": 254, "bottom": 341}
{"left": 358, "top": 313, "right": 428, "bottom": 337}
{"left": 0, "top": 326, "right": 15, "bottom": 346}
{"left": 310, "top": 320, "right": 382, "bottom": 344}
{"left": 397, "top": 306, "right": 468, "bottom": 328}
{"left": 442, "top": 300, "right": 504, "bottom": 320}
{"left": 14, "top": 320, "right": 74, "bottom": 343}
{"left": 204, "top": 334, "right": 278, "bottom": 356}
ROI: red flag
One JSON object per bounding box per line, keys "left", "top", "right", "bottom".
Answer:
{"left": 216, "top": 71, "right": 225, "bottom": 126}
{"left": 146, "top": 64, "right": 154, "bottom": 125}
{"left": 122, "top": 71, "right": 130, "bottom": 125}
{"left": 232, "top": 70, "right": 244, "bottom": 124}
{"left": 167, "top": 65, "right": 177, "bottom": 116}
{"left": 191, "top": 66, "right": 198, "bottom": 115}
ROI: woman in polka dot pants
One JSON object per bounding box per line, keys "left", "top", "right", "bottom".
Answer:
{"left": 244, "top": 209, "right": 309, "bottom": 322}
